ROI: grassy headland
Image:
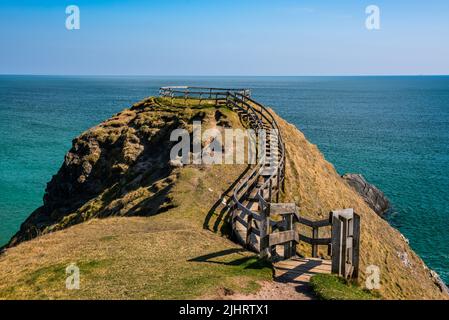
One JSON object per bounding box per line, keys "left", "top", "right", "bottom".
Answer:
{"left": 0, "top": 97, "right": 446, "bottom": 300}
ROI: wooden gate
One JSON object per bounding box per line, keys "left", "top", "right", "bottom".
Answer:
{"left": 331, "top": 209, "right": 360, "bottom": 279}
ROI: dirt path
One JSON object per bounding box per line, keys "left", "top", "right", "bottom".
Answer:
{"left": 211, "top": 280, "right": 316, "bottom": 300}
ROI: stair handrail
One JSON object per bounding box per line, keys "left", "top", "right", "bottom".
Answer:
{"left": 159, "top": 86, "right": 286, "bottom": 252}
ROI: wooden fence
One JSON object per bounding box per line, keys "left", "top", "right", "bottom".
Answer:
{"left": 160, "top": 86, "right": 360, "bottom": 279}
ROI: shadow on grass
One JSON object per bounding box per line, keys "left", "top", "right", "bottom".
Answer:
{"left": 203, "top": 165, "right": 252, "bottom": 235}
{"left": 188, "top": 248, "right": 272, "bottom": 271}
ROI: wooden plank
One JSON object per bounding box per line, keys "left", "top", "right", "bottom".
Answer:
{"left": 276, "top": 167, "right": 281, "bottom": 202}
{"left": 312, "top": 227, "right": 318, "bottom": 258}
{"left": 269, "top": 230, "right": 298, "bottom": 246}
{"left": 238, "top": 205, "right": 252, "bottom": 216}
{"left": 289, "top": 257, "right": 332, "bottom": 264}
{"left": 284, "top": 214, "right": 293, "bottom": 259}
{"left": 234, "top": 215, "right": 248, "bottom": 229}
{"left": 298, "top": 216, "right": 314, "bottom": 227}
{"left": 352, "top": 213, "right": 361, "bottom": 279}
{"left": 292, "top": 221, "right": 298, "bottom": 256}
{"left": 298, "top": 234, "right": 331, "bottom": 245}
{"left": 259, "top": 206, "right": 269, "bottom": 258}
{"left": 332, "top": 208, "right": 354, "bottom": 220}
{"left": 251, "top": 212, "right": 262, "bottom": 221}
{"left": 341, "top": 216, "right": 348, "bottom": 278}
{"left": 245, "top": 214, "right": 253, "bottom": 248}
{"left": 274, "top": 257, "right": 332, "bottom": 284}
{"left": 275, "top": 262, "right": 332, "bottom": 273}
{"left": 275, "top": 268, "right": 330, "bottom": 278}
{"left": 298, "top": 216, "right": 331, "bottom": 228}
{"left": 270, "top": 203, "right": 296, "bottom": 215}
{"left": 331, "top": 215, "right": 341, "bottom": 275}
{"left": 313, "top": 218, "right": 332, "bottom": 228}
{"left": 251, "top": 227, "right": 260, "bottom": 237}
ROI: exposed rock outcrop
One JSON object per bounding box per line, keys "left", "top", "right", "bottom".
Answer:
{"left": 1, "top": 97, "right": 446, "bottom": 300}
{"left": 430, "top": 270, "right": 449, "bottom": 296}
{"left": 5, "top": 98, "right": 237, "bottom": 248}
{"left": 342, "top": 173, "right": 391, "bottom": 216}
{"left": 276, "top": 112, "right": 447, "bottom": 299}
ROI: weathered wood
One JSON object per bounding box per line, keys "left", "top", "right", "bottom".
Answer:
{"left": 330, "top": 209, "right": 360, "bottom": 279}
{"left": 274, "top": 257, "right": 331, "bottom": 283}
{"left": 340, "top": 215, "right": 349, "bottom": 278}
{"left": 284, "top": 213, "right": 294, "bottom": 258}
{"left": 298, "top": 234, "right": 331, "bottom": 245}
{"left": 268, "top": 179, "right": 273, "bottom": 203}
{"left": 159, "top": 87, "right": 361, "bottom": 280}
{"left": 246, "top": 214, "right": 253, "bottom": 248}
{"left": 298, "top": 216, "right": 330, "bottom": 228}
{"left": 276, "top": 167, "right": 281, "bottom": 202}
{"left": 250, "top": 211, "right": 262, "bottom": 221}
{"left": 270, "top": 203, "right": 296, "bottom": 215}
{"left": 259, "top": 203, "right": 270, "bottom": 258}
{"left": 292, "top": 221, "right": 298, "bottom": 257}
{"left": 331, "top": 214, "right": 342, "bottom": 275}
{"left": 332, "top": 208, "right": 354, "bottom": 219}
{"left": 312, "top": 227, "right": 319, "bottom": 258}
{"left": 352, "top": 213, "right": 361, "bottom": 279}
{"left": 234, "top": 214, "right": 248, "bottom": 229}
{"left": 269, "top": 230, "right": 298, "bottom": 247}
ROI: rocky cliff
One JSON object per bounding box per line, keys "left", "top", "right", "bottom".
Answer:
{"left": 1, "top": 97, "right": 447, "bottom": 300}
{"left": 6, "top": 97, "right": 236, "bottom": 247}
{"left": 271, "top": 110, "right": 447, "bottom": 299}
{"left": 342, "top": 173, "right": 391, "bottom": 216}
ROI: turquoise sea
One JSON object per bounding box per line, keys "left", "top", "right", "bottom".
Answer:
{"left": 1, "top": 75, "right": 448, "bottom": 282}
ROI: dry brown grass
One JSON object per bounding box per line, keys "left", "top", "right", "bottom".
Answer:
{"left": 273, "top": 110, "right": 447, "bottom": 300}
{"left": 1, "top": 97, "right": 446, "bottom": 300}
{"left": 0, "top": 99, "right": 272, "bottom": 300}
{"left": 0, "top": 164, "right": 272, "bottom": 300}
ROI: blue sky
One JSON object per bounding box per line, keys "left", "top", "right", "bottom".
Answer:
{"left": 1, "top": 0, "right": 448, "bottom": 75}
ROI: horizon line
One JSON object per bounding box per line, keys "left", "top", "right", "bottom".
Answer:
{"left": 1, "top": 73, "right": 449, "bottom": 77}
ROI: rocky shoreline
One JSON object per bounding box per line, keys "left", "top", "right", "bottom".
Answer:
{"left": 342, "top": 173, "right": 391, "bottom": 217}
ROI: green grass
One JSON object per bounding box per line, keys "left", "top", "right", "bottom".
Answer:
{"left": 1, "top": 260, "right": 112, "bottom": 299}
{"left": 310, "top": 274, "right": 381, "bottom": 300}
{"left": 0, "top": 98, "right": 272, "bottom": 300}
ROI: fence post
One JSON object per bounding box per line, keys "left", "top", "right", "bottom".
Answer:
{"left": 352, "top": 213, "right": 361, "bottom": 279}
{"left": 331, "top": 212, "right": 341, "bottom": 275}
{"left": 246, "top": 213, "right": 253, "bottom": 249}
{"left": 268, "top": 179, "right": 273, "bottom": 203}
{"left": 282, "top": 156, "right": 286, "bottom": 192}
{"left": 340, "top": 216, "right": 349, "bottom": 277}
{"left": 312, "top": 226, "right": 318, "bottom": 258}
{"left": 259, "top": 202, "right": 270, "bottom": 259}
{"left": 330, "top": 209, "right": 359, "bottom": 279}
{"left": 276, "top": 166, "right": 281, "bottom": 202}
{"left": 284, "top": 214, "right": 293, "bottom": 259}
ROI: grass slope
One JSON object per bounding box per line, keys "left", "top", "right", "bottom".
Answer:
{"left": 310, "top": 274, "right": 380, "bottom": 300}
{"left": 0, "top": 165, "right": 273, "bottom": 299}
{"left": 0, "top": 99, "right": 272, "bottom": 299}
{"left": 1, "top": 97, "right": 446, "bottom": 300}
{"left": 271, "top": 109, "right": 447, "bottom": 300}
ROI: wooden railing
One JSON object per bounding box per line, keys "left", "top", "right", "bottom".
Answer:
{"left": 159, "top": 86, "right": 360, "bottom": 279}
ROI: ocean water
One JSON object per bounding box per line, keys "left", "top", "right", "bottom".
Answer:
{"left": 1, "top": 75, "right": 448, "bottom": 282}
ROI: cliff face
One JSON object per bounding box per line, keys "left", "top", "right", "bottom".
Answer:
{"left": 7, "top": 97, "right": 234, "bottom": 247}
{"left": 1, "top": 97, "right": 446, "bottom": 300}
{"left": 342, "top": 173, "right": 391, "bottom": 216}
{"left": 1, "top": 97, "right": 266, "bottom": 300}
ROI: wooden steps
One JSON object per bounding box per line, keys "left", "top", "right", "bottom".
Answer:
{"left": 274, "top": 257, "right": 332, "bottom": 284}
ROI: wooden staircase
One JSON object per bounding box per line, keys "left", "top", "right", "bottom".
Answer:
{"left": 159, "top": 86, "right": 361, "bottom": 281}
